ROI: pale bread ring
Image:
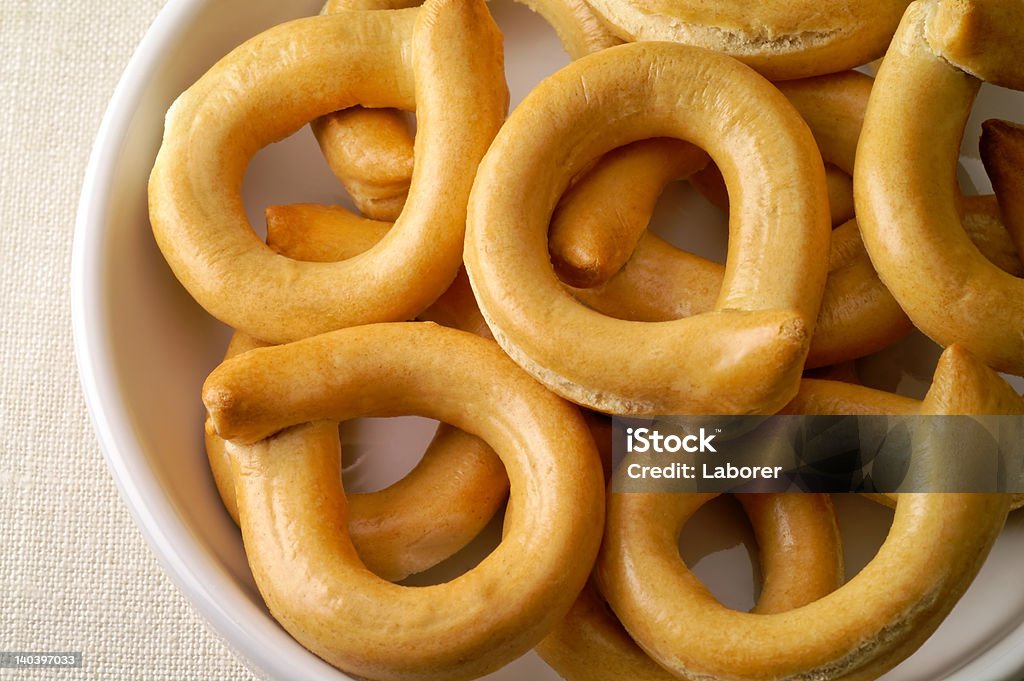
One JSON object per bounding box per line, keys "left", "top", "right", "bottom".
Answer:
{"left": 203, "top": 323, "right": 605, "bottom": 681}
{"left": 537, "top": 493, "right": 843, "bottom": 681}
{"left": 465, "top": 42, "right": 831, "bottom": 415}
{"left": 855, "top": 0, "right": 1024, "bottom": 374}
{"left": 598, "top": 345, "right": 1011, "bottom": 681}
{"left": 582, "top": 0, "right": 912, "bottom": 80}
{"left": 149, "top": 0, "right": 507, "bottom": 344}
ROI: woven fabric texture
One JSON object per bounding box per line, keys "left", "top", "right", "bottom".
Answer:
{"left": 0, "top": 2, "right": 257, "bottom": 678}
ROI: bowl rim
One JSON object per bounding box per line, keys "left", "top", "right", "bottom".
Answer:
{"left": 70, "top": 1, "right": 347, "bottom": 679}
{"left": 69, "top": 1, "right": 1024, "bottom": 680}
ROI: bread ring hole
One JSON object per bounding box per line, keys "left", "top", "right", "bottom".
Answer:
{"left": 338, "top": 415, "right": 507, "bottom": 587}
{"left": 676, "top": 495, "right": 760, "bottom": 612}
{"left": 338, "top": 416, "right": 439, "bottom": 492}
{"left": 242, "top": 125, "right": 358, "bottom": 238}
{"left": 399, "top": 509, "right": 506, "bottom": 587}
{"left": 649, "top": 171, "right": 729, "bottom": 265}
{"left": 832, "top": 494, "right": 891, "bottom": 580}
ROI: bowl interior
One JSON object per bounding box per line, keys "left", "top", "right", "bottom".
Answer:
{"left": 75, "top": 1, "right": 1024, "bottom": 679}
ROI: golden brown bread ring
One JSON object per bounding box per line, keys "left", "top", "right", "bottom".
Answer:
{"left": 855, "top": 0, "right": 1024, "bottom": 374}
{"left": 553, "top": 71, "right": 869, "bottom": 289}
{"left": 203, "top": 323, "right": 605, "bottom": 681}
{"left": 536, "top": 493, "right": 843, "bottom": 681}
{"left": 583, "top": 0, "right": 911, "bottom": 81}
{"left": 466, "top": 42, "right": 831, "bottom": 415}
{"left": 204, "top": 332, "right": 509, "bottom": 582}
{"left": 981, "top": 119, "right": 1024, "bottom": 264}
{"left": 598, "top": 344, "right": 1011, "bottom": 681}
{"left": 149, "top": 0, "right": 507, "bottom": 344}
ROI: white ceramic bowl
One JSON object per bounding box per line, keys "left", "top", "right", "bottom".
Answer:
{"left": 73, "top": 1, "right": 1024, "bottom": 679}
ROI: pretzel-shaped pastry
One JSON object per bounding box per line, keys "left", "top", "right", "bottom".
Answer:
{"left": 598, "top": 344, "right": 1012, "bottom": 680}
{"left": 537, "top": 493, "right": 843, "bottom": 681}
{"left": 583, "top": 0, "right": 911, "bottom": 80}
{"left": 203, "top": 323, "right": 605, "bottom": 681}
{"left": 855, "top": 0, "right": 1024, "bottom": 374}
{"left": 466, "top": 42, "right": 831, "bottom": 415}
{"left": 149, "top": 0, "right": 507, "bottom": 344}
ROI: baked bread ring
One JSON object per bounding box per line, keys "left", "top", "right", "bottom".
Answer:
{"left": 466, "top": 42, "right": 831, "bottom": 415}
{"left": 209, "top": 209, "right": 510, "bottom": 580}
{"left": 855, "top": 0, "right": 1024, "bottom": 374}
{"left": 205, "top": 332, "right": 509, "bottom": 581}
{"left": 537, "top": 493, "right": 843, "bottom": 681}
{"left": 598, "top": 344, "right": 1011, "bottom": 681}
{"left": 582, "top": 0, "right": 912, "bottom": 81}
{"left": 149, "top": 0, "right": 507, "bottom": 344}
{"left": 202, "top": 323, "right": 605, "bottom": 681}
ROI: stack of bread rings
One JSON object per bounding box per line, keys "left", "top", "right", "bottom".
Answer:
{"left": 147, "top": 0, "right": 1024, "bottom": 678}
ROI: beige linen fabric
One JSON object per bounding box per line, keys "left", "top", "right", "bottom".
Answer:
{"left": 0, "top": 2, "right": 256, "bottom": 678}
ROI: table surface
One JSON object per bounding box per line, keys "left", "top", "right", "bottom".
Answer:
{"left": 0, "top": 2, "right": 257, "bottom": 678}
